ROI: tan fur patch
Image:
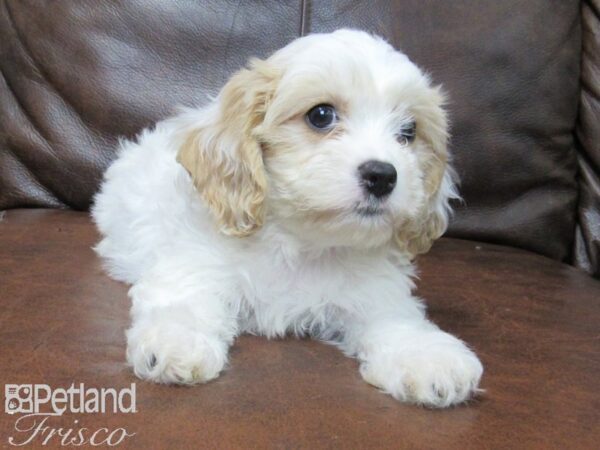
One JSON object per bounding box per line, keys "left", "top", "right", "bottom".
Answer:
{"left": 394, "top": 86, "right": 451, "bottom": 258}
{"left": 176, "top": 61, "right": 281, "bottom": 236}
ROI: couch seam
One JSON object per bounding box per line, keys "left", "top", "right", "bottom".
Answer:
{"left": 572, "top": 0, "right": 599, "bottom": 275}
{"left": 299, "top": 0, "right": 309, "bottom": 36}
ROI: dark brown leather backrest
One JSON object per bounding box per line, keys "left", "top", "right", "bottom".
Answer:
{"left": 575, "top": 0, "right": 600, "bottom": 277}
{"left": 1, "top": 0, "right": 596, "bottom": 274}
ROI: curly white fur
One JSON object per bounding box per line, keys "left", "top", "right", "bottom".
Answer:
{"left": 92, "top": 29, "right": 482, "bottom": 407}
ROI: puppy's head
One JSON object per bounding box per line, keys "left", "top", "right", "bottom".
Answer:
{"left": 177, "top": 29, "right": 457, "bottom": 256}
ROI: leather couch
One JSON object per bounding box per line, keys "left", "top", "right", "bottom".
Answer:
{"left": 1, "top": 1, "right": 599, "bottom": 448}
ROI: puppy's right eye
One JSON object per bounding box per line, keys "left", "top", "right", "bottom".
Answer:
{"left": 306, "top": 104, "right": 337, "bottom": 130}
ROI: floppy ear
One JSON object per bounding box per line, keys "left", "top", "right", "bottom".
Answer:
{"left": 175, "top": 59, "right": 279, "bottom": 236}
{"left": 395, "top": 169, "right": 458, "bottom": 258}
{"left": 395, "top": 87, "right": 459, "bottom": 258}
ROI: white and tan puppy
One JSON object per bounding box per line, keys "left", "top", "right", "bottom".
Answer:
{"left": 92, "top": 29, "right": 482, "bottom": 408}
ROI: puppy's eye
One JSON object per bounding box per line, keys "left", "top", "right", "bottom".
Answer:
{"left": 306, "top": 104, "right": 337, "bottom": 130}
{"left": 397, "top": 120, "right": 416, "bottom": 145}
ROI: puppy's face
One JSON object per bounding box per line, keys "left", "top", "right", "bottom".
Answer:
{"left": 177, "top": 30, "right": 455, "bottom": 256}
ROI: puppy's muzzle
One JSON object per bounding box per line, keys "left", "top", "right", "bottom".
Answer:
{"left": 358, "top": 160, "right": 397, "bottom": 198}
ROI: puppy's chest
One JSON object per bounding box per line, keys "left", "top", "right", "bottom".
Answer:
{"left": 237, "top": 250, "right": 355, "bottom": 307}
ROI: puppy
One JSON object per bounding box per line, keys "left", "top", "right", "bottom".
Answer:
{"left": 92, "top": 29, "right": 483, "bottom": 408}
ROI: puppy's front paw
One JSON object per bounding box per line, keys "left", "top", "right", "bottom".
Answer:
{"left": 126, "top": 321, "right": 228, "bottom": 385}
{"left": 360, "top": 331, "right": 483, "bottom": 408}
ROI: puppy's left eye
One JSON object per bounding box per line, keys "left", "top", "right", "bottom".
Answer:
{"left": 306, "top": 104, "right": 338, "bottom": 130}
{"left": 397, "top": 120, "right": 416, "bottom": 145}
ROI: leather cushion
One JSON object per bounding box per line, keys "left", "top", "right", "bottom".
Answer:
{"left": 0, "top": 0, "right": 301, "bottom": 209}
{"left": 1, "top": 210, "right": 599, "bottom": 448}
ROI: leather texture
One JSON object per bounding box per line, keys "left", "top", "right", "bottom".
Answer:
{"left": 0, "top": 0, "right": 590, "bottom": 269}
{"left": 0, "top": 0, "right": 301, "bottom": 209}
{"left": 1, "top": 209, "right": 599, "bottom": 449}
{"left": 574, "top": 0, "right": 600, "bottom": 277}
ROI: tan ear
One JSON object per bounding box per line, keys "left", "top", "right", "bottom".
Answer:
{"left": 395, "top": 86, "right": 458, "bottom": 257}
{"left": 395, "top": 168, "right": 458, "bottom": 257}
{"left": 176, "top": 60, "right": 279, "bottom": 236}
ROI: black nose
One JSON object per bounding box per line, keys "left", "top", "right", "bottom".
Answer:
{"left": 358, "top": 160, "right": 397, "bottom": 198}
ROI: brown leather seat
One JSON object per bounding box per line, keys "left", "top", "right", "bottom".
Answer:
{"left": 1, "top": 209, "right": 599, "bottom": 448}
{"left": 1, "top": 1, "right": 599, "bottom": 448}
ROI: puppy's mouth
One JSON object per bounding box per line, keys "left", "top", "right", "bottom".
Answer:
{"left": 354, "top": 201, "right": 387, "bottom": 218}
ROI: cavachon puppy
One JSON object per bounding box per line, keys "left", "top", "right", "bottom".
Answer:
{"left": 93, "top": 29, "right": 483, "bottom": 408}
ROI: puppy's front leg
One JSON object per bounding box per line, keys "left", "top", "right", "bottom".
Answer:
{"left": 343, "top": 301, "right": 483, "bottom": 407}
{"left": 125, "top": 258, "right": 237, "bottom": 385}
